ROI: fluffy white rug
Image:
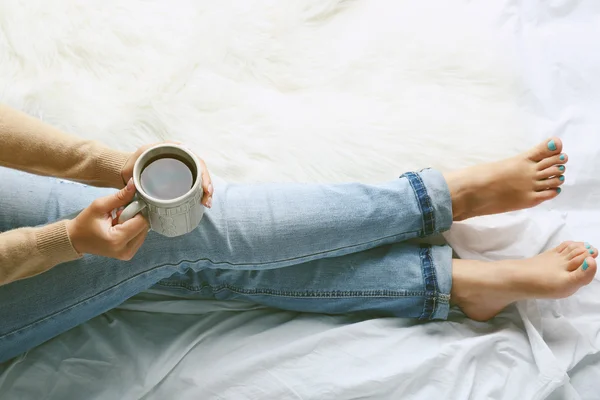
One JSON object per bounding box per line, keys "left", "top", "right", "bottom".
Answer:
{"left": 0, "top": 0, "right": 532, "bottom": 184}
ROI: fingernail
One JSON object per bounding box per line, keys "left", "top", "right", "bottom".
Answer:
{"left": 206, "top": 197, "right": 212, "bottom": 208}
{"left": 558, "top": 165, "right": 565, "bottom": 172}
{"left": 208, "top": 184, "right": 213, "bottom": 195}
{"left": 583, "top": 260, "right": 589, "bottom": 271}
{"left": 585, "top": 242, "right": 591, "bottom": 249}
{"left": 556, "top": 188, "right": 562, "bottom": 194}
{"left": 559, "top": 176, "right": 565, "bottom": 182}
{"left": 559, "top": 154, "right": 565, "bottom": 161}
{"left": 548, "top": 139, "right": 557, "bottom": 151}
{"left": 126, "top": 178, "right": 134, "bottom": 191}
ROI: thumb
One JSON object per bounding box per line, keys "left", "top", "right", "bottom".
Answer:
{"left": 94, "top": 178, "right": 136, "bottom": 211}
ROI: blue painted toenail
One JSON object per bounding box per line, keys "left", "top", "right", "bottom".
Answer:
{"left": 560, "top": 154, "right": 565, "bottom": 161}
{"left": 559, "top": 176, "right": 565, "bottom": 182}
{"left": 583, "top": 260, "right": 589, "bottom": 271}
{"left": 556, "top": 188, "right": 562, "bottom": 194}
{"left": 548, "top": 140, "right": 557, "bottom": 151}
{"left": 586, "top": 243, "right": 591, "bottom": 249}
{"left": 589, "top": 249, "right": 594, "bottom": 254}
{"left": 558, "top": 165, "right": 565, "bottom": 172}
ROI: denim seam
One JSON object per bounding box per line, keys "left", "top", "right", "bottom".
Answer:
{"left": 418, "top": 244, "right": 441, "bottom": 320}
{"left": 146, "top": 228, "right": 422, "bottom": 269}
{"left": 154, "top": 280, "right": 430, "bottom": 298}
{"left": 153, "top": 228, "right": 421, "bottom": 269}
{"left": 400, "top": 172, "right": 436, "bottom": 237}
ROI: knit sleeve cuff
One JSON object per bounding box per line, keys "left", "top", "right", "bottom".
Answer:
{"left": 35, "top": 221, "right": 82, "bottom": 266}
{"left": 96, "top": 147, "right": 132, "bottom": 188}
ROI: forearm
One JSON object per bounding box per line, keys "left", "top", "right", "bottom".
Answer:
{"left": 0, "top": 221, "right": 81, "bottom": 286}
{"left": 0, "top": 104, "right": 130, "bottom": 188}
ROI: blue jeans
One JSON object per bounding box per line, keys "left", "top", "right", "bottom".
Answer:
{"left": 0, "top": 167, "right": 453, "bottom": 363}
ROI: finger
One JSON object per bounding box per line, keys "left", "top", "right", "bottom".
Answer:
{"left": 198, "top": 158, "right": 213, "bottom": 207}
{"left": 93, "top": 179, "right": 136, "bottom": 211}
{"left": 126, "top": 229, "right": 149, "bottom": 253}
{"left": 111, "top": 207, "right": 125, "bottom": 226}
{"left": 116, "top": 229, "right": 148, "bottom": 261}
{"left": 112, "top": 213, "right": 149, "bottom": 239}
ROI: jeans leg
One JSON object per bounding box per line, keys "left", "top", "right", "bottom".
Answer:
{"left": 0, "top": 166, "right": 453, "bottom": 271}
{"left": 0, "top": 240, "right": 453, "bottom": 362}
{"left": 0, "top": 167, "right": 453, "bottom": 362}
{"left": 157, "top": 242, "right": 453, "bottom": 320}
{"left": 201, "top": 168, "right": 453, "bottom": 267}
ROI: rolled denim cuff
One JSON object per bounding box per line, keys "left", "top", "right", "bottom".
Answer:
{"left": 400, "top": 169, "right": 453, "bottom": 236}
{"left": 421, "top": 244, "right": 453, "bottom": 320}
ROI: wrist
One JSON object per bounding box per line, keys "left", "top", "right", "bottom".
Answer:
{"left": 35, "top": 221, "right": 82, "bottom": 265}
{"left": 65, "top": 219, "right": 84, "bottom": 254}
{"left": 120, "top": 153, "right": 135, "bottom": 187}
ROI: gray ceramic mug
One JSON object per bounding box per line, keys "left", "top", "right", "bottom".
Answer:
{"left": 118, "top": 144, "right": 205, "bottom": 237}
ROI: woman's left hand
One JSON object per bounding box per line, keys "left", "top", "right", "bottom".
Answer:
{"left": 121, "top": 142, "right": 214, "bottom": 208}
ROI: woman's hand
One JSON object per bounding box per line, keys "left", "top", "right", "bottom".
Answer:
{"left": 121, "top": 142, "right": 214, "bottom": 208}
{"left": 66, "top": 179, "right": 150, "bottom": 261}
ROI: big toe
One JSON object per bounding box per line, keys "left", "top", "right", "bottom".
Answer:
{"left": 569, "top": 257, "right": 597, "bottom": 288}
{"left": 528, "top": 137, "right": 563, "bottom": 162}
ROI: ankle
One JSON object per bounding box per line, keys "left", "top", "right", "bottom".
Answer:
{"left": 451, "top": 260, "right": 515, "bottom": 303}
{"left": 444, "top": 172, "right": 472, "bottom": 221}
{"left": 450, "top": 259, "right": 481, "bottom": 305}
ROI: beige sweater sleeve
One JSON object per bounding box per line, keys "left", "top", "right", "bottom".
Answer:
{"left": 0, "top": 104, "right": 130, "bottom": 187}
{"left": 0, "top": 104, "right": 132, "bottom": 285}
{"left": 0, "top": 222, "right": 80, "bottom": 285}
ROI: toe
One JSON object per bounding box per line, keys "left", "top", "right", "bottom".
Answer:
{"left": 534, "top": 188, "right": 561, "bottom": 203}
{"left": 537, "top": 153, "right": 568, "bottom": 171}
{"left": 567, "top": 244, "right": 590, "bottom": 265}
{"left": 583, "top": 244, "right": 598, "bottom": 259}
{"left": 537, "top": 164, "right": 566, "bottom": 180}
{"left": 569, "top": 257, "right": 597, "bottom": 288}
{"left": 534, "top": 175, "right": 565, "bottom": 191}
{"left": 557, "top": 241, "right": 592, "bottom": 254}
{"left": 565, "top": 242, "right": 598, "bottom": 258}
{"left": 528, "top": 137, "right": 563, "bottom": 162}
{"left": 557, "top": 241, "right": 575, "bottom": 253}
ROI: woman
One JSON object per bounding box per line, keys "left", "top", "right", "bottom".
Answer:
{"left": 0, "top": 104, "right": 596, "bottom": 363}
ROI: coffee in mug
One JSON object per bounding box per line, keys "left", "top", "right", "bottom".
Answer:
{"left": 140, "top": 156, "right": 194, "bottom": 200}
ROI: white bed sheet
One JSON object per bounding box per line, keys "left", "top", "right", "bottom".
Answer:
{"left": 2, "top": 1, "right": 600, "bottom": 399}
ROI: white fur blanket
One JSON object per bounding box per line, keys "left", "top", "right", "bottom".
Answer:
{"left": 0, "top": 0, "right": 528, "bottom": 183}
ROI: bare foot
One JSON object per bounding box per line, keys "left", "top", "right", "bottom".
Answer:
{"left": 451, "top": 241, "right": 598, "bottom": 321}
{"left": 445, "top": 138, "right": 568, "bottom": 221}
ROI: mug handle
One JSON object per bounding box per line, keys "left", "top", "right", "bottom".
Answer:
{"left": 118, "top": 199, "right": 148, "bottom": 224}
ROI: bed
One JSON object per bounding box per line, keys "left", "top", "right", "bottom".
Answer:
{"left": 1, "top": 1, "right": 600, "bottom": 399}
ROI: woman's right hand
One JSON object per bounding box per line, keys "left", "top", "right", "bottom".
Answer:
{"left": 66, "top": 178, "right": 150, "bottom": 260}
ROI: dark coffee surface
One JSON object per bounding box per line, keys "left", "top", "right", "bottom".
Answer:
{"left": 140, "top": 158, "right": 193, "bottom": 200}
